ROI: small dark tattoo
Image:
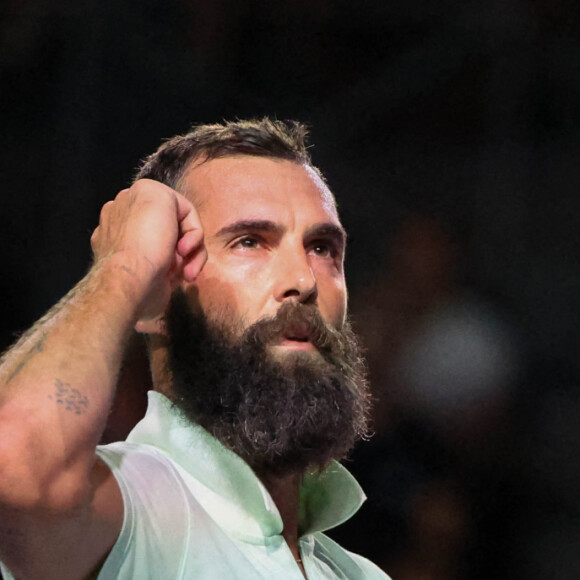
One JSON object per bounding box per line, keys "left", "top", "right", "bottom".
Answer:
{"left": 48, "top": 379, "right": 89, "bottom": 415}
{"left": 120, "top": 265, "right": 137, "bottom": 278}
{"left": 6, "top": 333, "right": 47, "bottom": 384}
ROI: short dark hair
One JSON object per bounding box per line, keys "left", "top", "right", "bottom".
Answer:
{"left": 134, "top": 118, "right": 315, "bottom": 190}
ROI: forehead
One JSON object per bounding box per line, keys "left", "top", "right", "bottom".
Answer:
{"left": 181, "top": 156, "right": 340, "bottom": 230}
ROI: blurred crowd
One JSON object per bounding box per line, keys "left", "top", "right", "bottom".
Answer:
{"left": 330, "top": 214, "right": 580, "bottom": 580}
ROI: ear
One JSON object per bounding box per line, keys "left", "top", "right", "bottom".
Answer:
{"left": 135, "top": 314, "right": 167, "bottom": 336}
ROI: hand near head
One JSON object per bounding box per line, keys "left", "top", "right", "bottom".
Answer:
{"left": 90, "top": 179, "right": 206, "bottom": 329}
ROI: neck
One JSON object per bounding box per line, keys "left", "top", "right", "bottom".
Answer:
{"left": 148, "top": 337, "right": 173, "bottom": 395}
{"left": 259, "top": 471, "right": 303, "bottom": 561}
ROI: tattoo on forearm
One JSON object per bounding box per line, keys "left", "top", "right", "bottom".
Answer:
{"left": 120, "top": 265, "right": 137, "bottom": 278}
{"left": 5, "top": 333, "right": 47, "bottom": 384}
{"left": 48, "top": 379, "right": 89, "bottom": 414}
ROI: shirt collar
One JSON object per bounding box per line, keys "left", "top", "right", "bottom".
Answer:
{"left": 126, "top": 391, "right": 366, "bottom": 540}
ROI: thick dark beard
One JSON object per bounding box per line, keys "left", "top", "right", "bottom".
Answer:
{"left": 165, "top": 289, "right": 370, "bottom": 477}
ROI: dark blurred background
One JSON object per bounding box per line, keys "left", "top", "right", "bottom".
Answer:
{"left": 3, "top": 1, "right": 580, "bottom": 578}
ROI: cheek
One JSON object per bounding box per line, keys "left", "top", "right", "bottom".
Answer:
{"left": 187, "top": 267, "right": 241, "bottom": 316}
{"left": 317, "top": 275, "right": 347, "bottom": 327}
{"left": 187, "top": 260, "right": 269, "bottom": 321}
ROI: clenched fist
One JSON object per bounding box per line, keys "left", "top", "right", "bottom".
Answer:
{"left": 90, "top": 179, "right": 206, "bottom": 325}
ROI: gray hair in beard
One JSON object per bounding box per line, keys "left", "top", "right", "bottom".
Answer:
{"left": 165, "top": 289, "right": 371, "bottom": 477}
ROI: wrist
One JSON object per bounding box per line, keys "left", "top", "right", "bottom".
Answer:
{"left": 91, "top": 252, "right": 157, "bottom": 320}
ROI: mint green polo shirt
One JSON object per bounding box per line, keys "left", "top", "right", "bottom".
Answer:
{"left": 94, "top": 391, "right": 390, "bottom": 579}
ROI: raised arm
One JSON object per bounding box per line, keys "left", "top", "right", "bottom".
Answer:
{"left": 0, "top": 179, "right": 206, "bottom": 579}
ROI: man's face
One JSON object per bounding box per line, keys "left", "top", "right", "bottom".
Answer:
{"left": 180, "top": 156, "right": 347, "bottom": 347}
{"left": 165, "top": 156, "right": 368, "bottom": 476}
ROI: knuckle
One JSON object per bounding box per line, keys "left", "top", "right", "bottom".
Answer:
{"left": 115, "top": 187, "right": 130, "bottom": 199}
{"left": 99, "top": 201, "right": 113, "bottom": 222}
{"left": 101, "top": 200, "right": 113, "bottom": 212}
{"left": 90, "top": 229, "right": 100, "bottom": 250}
{"left": 130, "top": 180, "right": 147, "bottom": 194}
{"left": 130, "top": 180, "right": 172, "bottom": 205}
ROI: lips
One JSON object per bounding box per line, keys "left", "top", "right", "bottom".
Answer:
{"left": 274, "top": 338, "right": 317, "bottom": 353}
{"left": 247, "top": 301, "right": 333, "bottom": 355}
{"left": 271, "top": 321, "right": 318, "bottom": 352}
{"left": 281, "top": 321, "right": 311, "bottom": 343}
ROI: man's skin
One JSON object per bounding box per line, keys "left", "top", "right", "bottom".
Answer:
{"left": 0, "top": 156, "right": 347, "bottom": 579}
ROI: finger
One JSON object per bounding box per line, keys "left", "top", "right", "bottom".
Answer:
{"left": 90, "top": 227, "right": 100, "bottom": 250}
{"left": 167, "top": 252, "right": 185, "bottom": 283}
{"left": 174, "top": 191, "right": 198, "bottom": 224}
{"left": 97, "top": 201, "right": 113, "bottom": 227}
{"left": 182, "top": 246, "right": 208, "bottom": 282}
{"left": 174, "top": 194, "right": 203, "bottom": 242}
{"left": 176, "top": 227, "right": 204, "bottom": 257}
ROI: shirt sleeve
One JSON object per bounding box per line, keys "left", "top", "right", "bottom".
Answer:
{"left": 96, "top": 442, "right": 191, "bottom": 580}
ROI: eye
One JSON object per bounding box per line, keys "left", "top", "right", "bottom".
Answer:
{"left": 309, "top": 241, "right": 334, "bottom": 258}
{"left": 232, "top": 235, "right": 261, "bottom": 250}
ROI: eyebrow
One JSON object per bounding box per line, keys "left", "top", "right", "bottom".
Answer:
{"left": 304, "top": 223, "right": 347, "bottom": 249}
{"left": 215, "top": 219, "right": 282, "bottom": 239}
{"left": 214, "top": 219, "right": 347, "bottom": 247}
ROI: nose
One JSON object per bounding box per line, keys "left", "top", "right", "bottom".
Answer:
{"left": 272, "top": 245, "right": 318, "bottom": 305}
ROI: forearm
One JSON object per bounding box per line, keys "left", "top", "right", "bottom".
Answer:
{"left": 0, "top": 254, "right": 146, "bottom": 510}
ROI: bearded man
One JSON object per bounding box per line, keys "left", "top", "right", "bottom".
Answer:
{"left": 0, "top": 119, "right": 390, "bottom": 579}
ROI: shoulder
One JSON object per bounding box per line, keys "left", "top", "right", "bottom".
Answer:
{"left": 97, "top": 440, "right": 182, "bottom": 487}
{"left": 95, "top": 441, "right": 193, "bottom": 579}
{"left": 96, "top": 440, "right": 196, "bottom": 526}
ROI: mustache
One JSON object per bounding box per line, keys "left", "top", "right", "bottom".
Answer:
{"left": 244, "top": 301, "right": 343, "bottom": 355}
